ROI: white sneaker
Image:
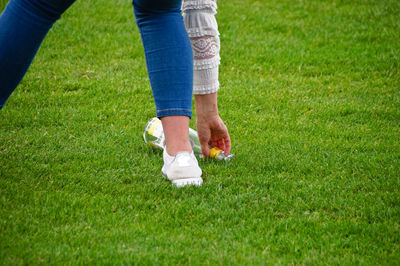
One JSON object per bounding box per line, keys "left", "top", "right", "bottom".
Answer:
{"left": 162, "top": 149, "right": 203, "bottom": 187}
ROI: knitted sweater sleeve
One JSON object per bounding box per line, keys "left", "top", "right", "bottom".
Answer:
{"left": 182, "top": 0, "right": 220, "bottom": 95}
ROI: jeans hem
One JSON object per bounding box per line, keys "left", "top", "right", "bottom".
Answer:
{"left": 156, "top": 108, "right": 192, "bottom": 118}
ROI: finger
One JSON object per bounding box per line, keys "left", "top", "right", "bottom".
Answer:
{"left": 217, "top": 139, "right": 226, "bottom": 151}
{"left": 224, "top": 134, "right": 231, "bottom": 154}
{"left": 201, "top": 142, "right": 210, "bottom": 158}
{"left": 213, "top": 135, "right": 230, "bottom": 154}
{"left": 211, "top": 139, "right": 223, "bottom": 152}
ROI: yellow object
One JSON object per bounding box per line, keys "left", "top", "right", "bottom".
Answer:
{"left": 209, "top": 147, "right": 223, "bottom": 159}
{"left": 148, "top": 118, "right": 160, "bottom": 135}
{"left": 146, "top": 118, "right": 162, "bottom": 147}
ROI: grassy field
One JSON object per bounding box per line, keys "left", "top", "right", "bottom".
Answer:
{"left": 1, "top": 0, "right": 399, "bottom": 264}
{"left": 0, "top": 1, "right": 5, "bottom": 11}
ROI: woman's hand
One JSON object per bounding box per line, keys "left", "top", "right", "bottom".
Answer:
{"left": 195, "top": 93, "right": 231, "bottom": 157}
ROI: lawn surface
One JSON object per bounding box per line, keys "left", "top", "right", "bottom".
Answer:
{"left": 1, "top": 0, "right": 399, "bottom": 264}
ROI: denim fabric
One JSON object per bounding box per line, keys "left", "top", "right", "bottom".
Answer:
{"left": 0, "top": 0, "right": 76, "bottom": 109}
{"left": 0, "top": 0, "right": 193, "bottom": 118}
{"left": 133, "top": 0, "right": 193, "bottom": 118}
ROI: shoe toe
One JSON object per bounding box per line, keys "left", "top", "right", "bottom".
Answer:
{"left": 162, "top": 152, "right": 202, "bottom": 186}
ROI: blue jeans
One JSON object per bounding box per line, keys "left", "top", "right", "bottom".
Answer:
{"left": 0, "top": 0, "right": 193, "bottom": 118}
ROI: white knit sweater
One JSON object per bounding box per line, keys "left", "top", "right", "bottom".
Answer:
{"left": 183, "top": 0, "right": 220, "bottom": 95}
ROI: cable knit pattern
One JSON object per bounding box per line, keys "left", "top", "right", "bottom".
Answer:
{"left": 183, "top": 0, "right": 220, "bottom": 95}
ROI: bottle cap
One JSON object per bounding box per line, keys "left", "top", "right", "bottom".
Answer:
{"left": 209, "top": 147, "right": 223, "bottom": 159}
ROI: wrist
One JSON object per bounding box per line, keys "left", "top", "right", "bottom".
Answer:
{"left": 195, "top": 93, "right": 219, "bottom": 118}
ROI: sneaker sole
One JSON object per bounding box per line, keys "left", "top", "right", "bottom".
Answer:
{"left": 162, "top": 172, "right": 203, "bottom": 187}
{"left": 172, "top": 177, "right": 203, "bottom": 187}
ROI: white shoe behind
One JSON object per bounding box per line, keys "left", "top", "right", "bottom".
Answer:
{"left": 162, "top": 150, "right": 203, "bottom": 187}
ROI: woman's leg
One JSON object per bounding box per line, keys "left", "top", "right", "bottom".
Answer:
{"left": 0, "top": 0, "right": 76, "bottom": 109}
{"left": 133, "top": 0, "right": 202, "bottom": 186}
{"left": 132, "top": 0, "right": 194, "bottom": 156}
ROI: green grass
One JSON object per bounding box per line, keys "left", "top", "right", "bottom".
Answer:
{"left": 1, "top": 0, "right": 399, "bottom": 264}
{"left": 0, "top": 0, "right": 8, "bottom": 11}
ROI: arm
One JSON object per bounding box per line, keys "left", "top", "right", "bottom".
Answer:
{"left": 195, "top": 92, "right": 231, "bottom": 157}
{"left": 182, "top": 0, "right": 220, "bottom": 95}
{"left": 183, "top": 0, "right": 230, "bottom": 157}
